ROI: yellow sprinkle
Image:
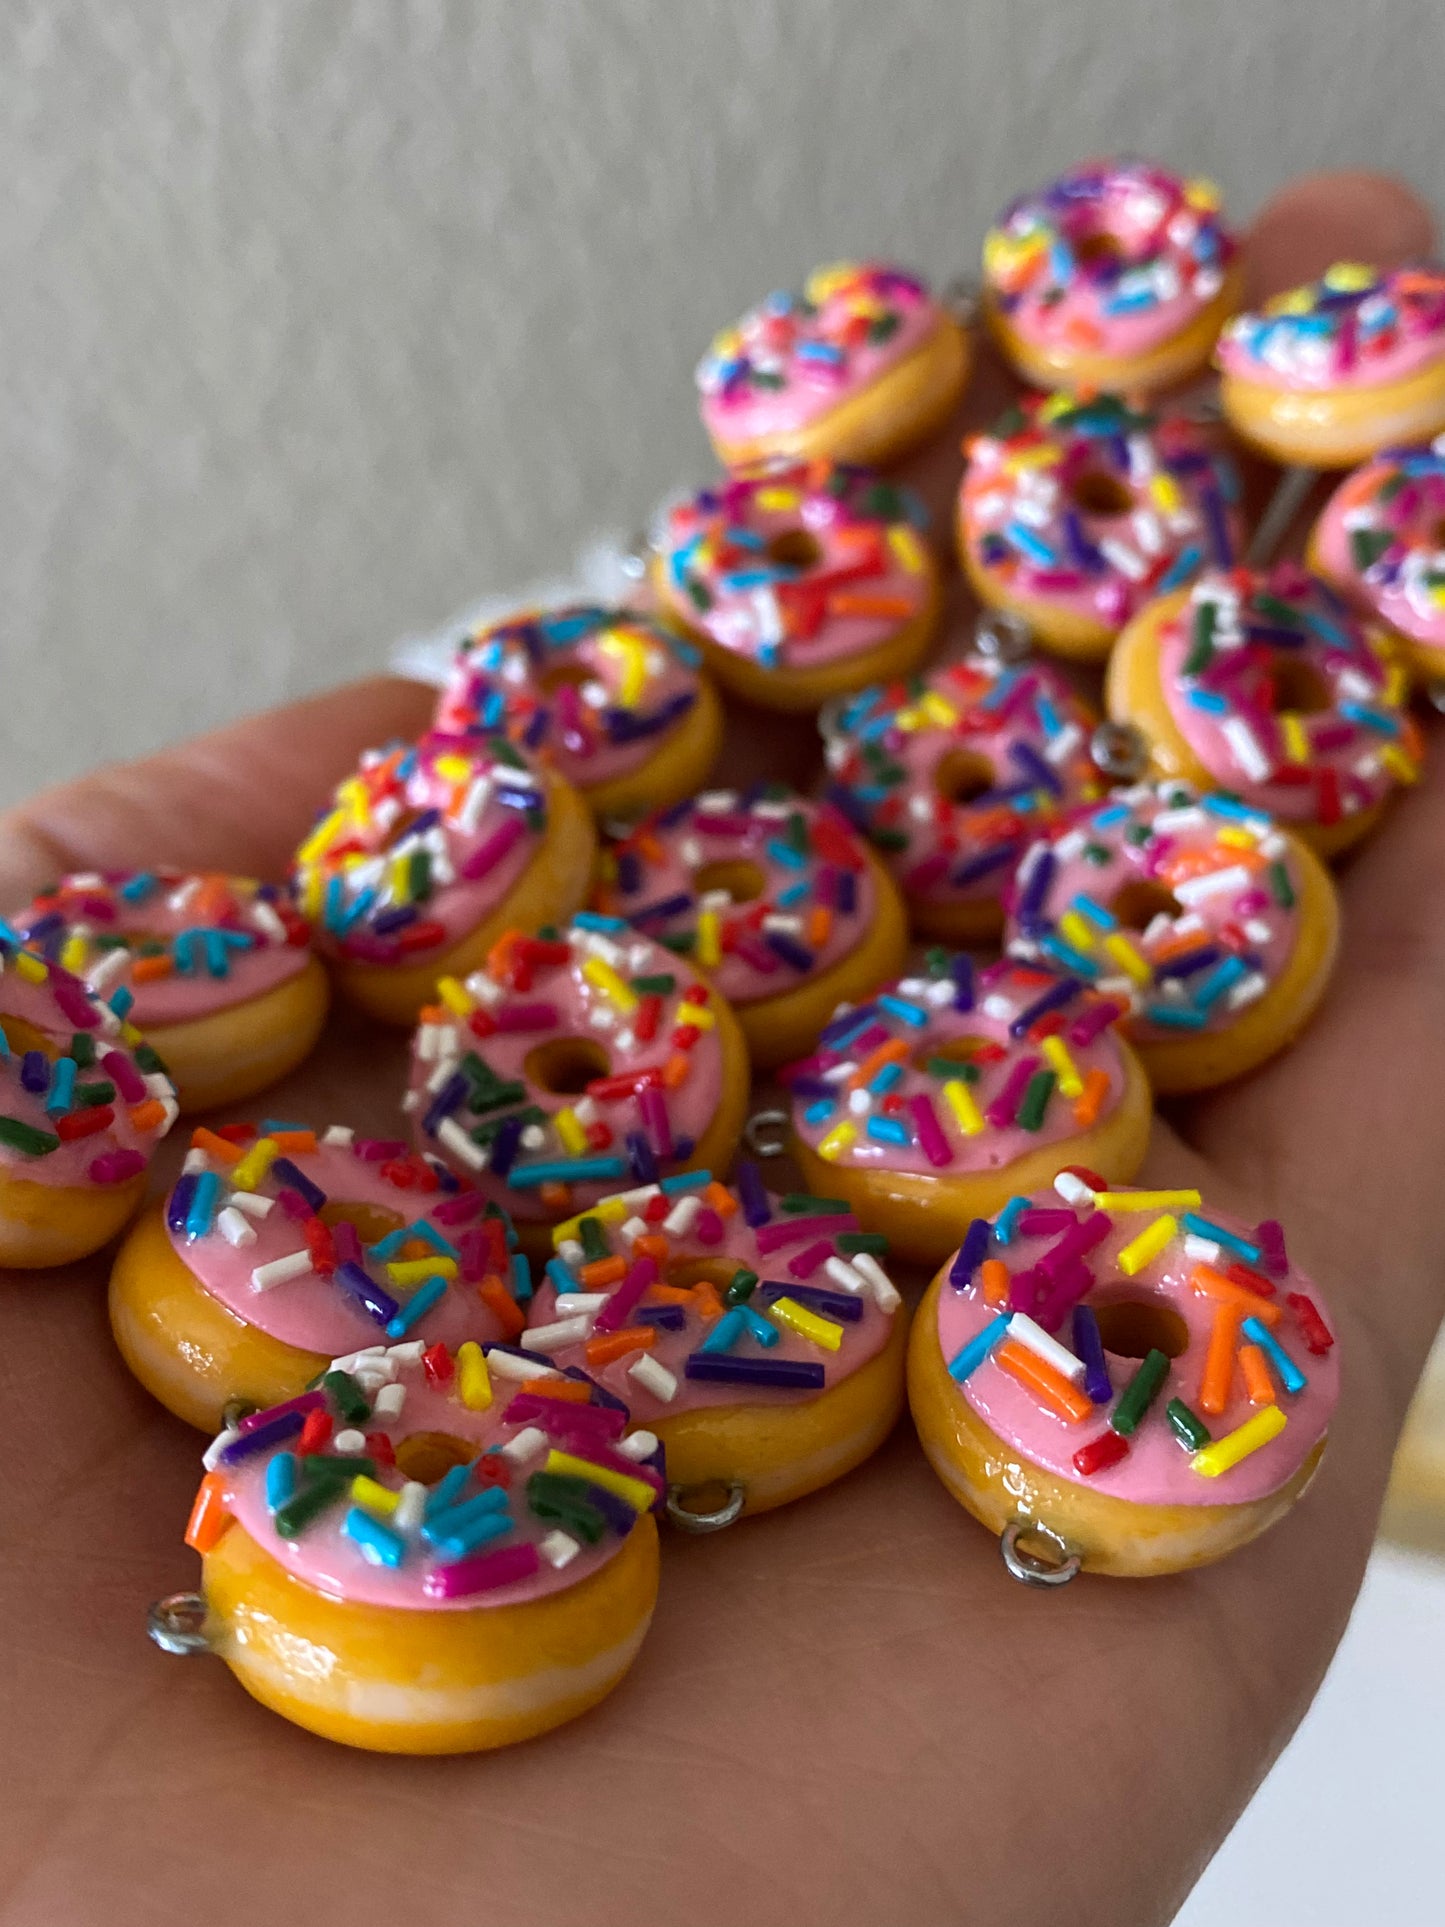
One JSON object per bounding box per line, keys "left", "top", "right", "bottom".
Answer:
{"left": 804, "top": 261, "right": 856, "bottom": 301}
{"left": 1040, "top": 1035, "right": 1084, "bottom": 1100}
{"left": 60, "top": 935, "right": 90, "bottom": 975}
{"left": 1102, "top": 932, "right": 1152, "bottom": 985}
{"left": 1149, "top": 473, "right": 1183, "bottom": 516}
{"left": 13, "top": 951, "right": 47, "bottom": 984}
{"left": 119, "top": 1021, "right": 144, "bottom": 1047}
{"left": 1184, "top": 175, "right": 1222, "bottom": 212}
{"left": 436, "top": 975, "right": 475, "bottom": 1019}
{"left": 1008, "top": 442, "right": 1061, "bottom": 468}
{"left": 1117, "top": 1214, "right": 1178, "bottom": 1276}
{"left": 386, "top": 1257, "right": 457, "bottom": 1286}
{"left": 582, "top": 957, "right": 638, "bottom": 1014}
{"left": 1279, "top": 714, "right": 1308, "bottom": 764}
{"left": 553, "top": 1106, "right": 586, "bottom": 1155}
{"left": 552, "top": 1195, "right": 629, "bottom": 1248}
{"left": 1058, "top": 910, "right": 1097, "bottom": 955}
{"left": 457, "top": 1340, "right": 492, "bottom": 1412}
{"left": 817, "top": 1120, "right": 858, "bottom": 1161}
{"left": 544, "top": 1449, "right": 654, "bottom": 1511}
{"left": 298, "top": 870, "right": 325, "bottom": 921}
{"left": 432, "top": 751, "right": 472, "bottom": 784}
{"left": 754, "top": 486, "right": 804, "bottom": 514}
{"left": 767, "top": 1294, "right": 844, "bottom": 1351}
{"left": 696, "top": 909, "right": 721, "bottom": 969}
{"left": 887, "top": 524, "right": 927, "bottom": 574}
{"left": 1039, "top": 389, "right": 1076, "bottom": 421}
{"left": 351, "top": 1475, "right": 400, "bottom": 1517}
{"left": 295, "top": 811, "right": 342, "bottom": 866}
{"left": 1215, "top": 826, "right": 1258, "bottom": 850}
{"left": 1190, "top": 1404, "right": 1287, "bottom": 1477}
{"left": 1383, "top": 661, "right": 1408, "bottom": 703}
{"left": 675, "top": 1001, "right": 714, "bottom": 1030}
{"left": 919, "top": 690, "right": 959, "bottom": 729}
{"left": 230, "top": 1136, "right": 279, "bottom": 1193}
{"left": 1090, "top": 1189, "right": 1202, "bottom": 1212}
{"left": 1381, "top": 744, "right": 1420, "bottom": 785}
{"left": 941, "top": 1077, "right": 985, "bottom": 1137}
{"left": 1321, "top": 260, "right": 1375, "bottom": 293}
{"left": 389, "top": 853, "right": 413, "bottom": 904}
{"left": 599, "top": 628, "right": 648, "bottom": 706}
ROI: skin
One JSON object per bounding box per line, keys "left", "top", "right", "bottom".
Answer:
{"left": 0, "top": 175, "right": 1440, "bottom": 1927}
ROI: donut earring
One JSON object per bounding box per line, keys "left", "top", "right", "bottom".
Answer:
{"left": 1309, "top": 441, "right": 1445, "bottom": 685}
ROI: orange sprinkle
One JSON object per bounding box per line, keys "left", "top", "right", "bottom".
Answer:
{"left": 1198, "top": 1304, "right": 1240, "bottom": 1416}
{"left": 1072, "top": 1066, "right": 1110, "bottom": 1129}
{"left": 478, "top": 1276, "right": 525, "bottom": 1340}
{"left": 193, "top": 877, "right": 234, "bottom": 921}
{"left": 806, "top": 905, "right": 832, "bottom": 948}
{"left": 183, "top": 1471, "right": 232, "bottom": 1553}
{"left": 522, "top": 1377, "right": 591, "bottom": 1402}
{"left": 272, "top": 1130, "right": 318, "bottom": 1154}
{"left": 190, "top": 1126, "right": 242, "bottom": 1165}
{"left": 485, "top": 929, "right": 521, "bottom": 981}
{"left": 827, "top": 592, "right": 916, "bottom": 619}
{"left": 691, "top": 1279, "right": 725, "bottom": 1322}
{"left": 980, "top": 1258, "right": 1011, "bottom": 1308}
{"left": 994, "top": 1339, "right": 1093, "bottom": 1423}
{"left": 634, "top": 827, "right": 666, "bottom": 865}
{"left": 661, "top": 1053, "right": 691, "bottom": 1088}
{"left": 129, "top": 1099, "right": 167, "bottom": 1133}
{"left": 417, "top": 1002, "right": 448, "bottom": 1025}
{"left": 703, "top": 1181, "right": 736, "bottom": 1218}
{"left": 1402, "top": 713, "right": 1425, "bottom": 764}
{"left": 633, "top": 1233, "right": 671, "bottom": 1264}
{"left": 1239, "top": 1343, "right": 1277, "bottom": 1406}
{"left": 643, "top": 1282, "right": 693, "bottom": 1305}
{"left": 538, "top": 1182, "right": 572, "bottom": 1212}
{"left": 579, "top": 1256, "right": 627, "bottom": 1289}
{"left": 585, "top": 1326, "right": 658, "bottom": 1367}
{"left": 848, "top": 1037, "right": 909, "bottom": 1089}
{"left": 1188, "top": 1262, "right": 1280, "bottom": 1325}
{"left": 130, "top": 954, "right": 173, "bottom": 983}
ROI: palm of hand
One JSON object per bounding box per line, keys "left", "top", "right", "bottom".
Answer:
{"left": 1, "top": 175, "right": 1442, "bottom": 1927}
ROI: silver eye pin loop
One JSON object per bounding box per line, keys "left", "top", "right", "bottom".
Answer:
{"left": 666, "top": 1483, "right": 747, "bottom": 1533}
{"left": 147, "top": 1591, "right": 215, "bottom": 1657}
{"left": 742, "top": 1109, "right": 789, "bottom": 1159}
{"left": 1000, "top": 1519, "right": 1082, "bottom": 1587}
{"left": 1090, "top": 720, "right": 1150, "bottom": 783}
{"left": 974, "top": 609, "right": 1034, "bottom": 665}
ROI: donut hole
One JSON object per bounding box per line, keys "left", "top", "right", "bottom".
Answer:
{"left": 1110, "top": 879, "right": 1183, "bottom": 932}
{"left": 665, "top": 1257, "right": 739, "bottom": 1294}
{"left": 934, "top": 749, "right": 998, "bottom": 807}
{"left": 539, "top": 659, "right": 595, "bottom": 696}
{"left": 1093, "top": 1298, "right": 1190, "bottom": 1361}
{"left": 525, "top": 1036, "right": 611, "bottom": 1096}
{"left": 1076, "top": 231, "right": 1126, "bottom": 271}
{"left": 1068, "top": 469, "right": 1134, "bottom": 519}
{"left": 319, "top": 1199, "right": 408, "bottom": 1246}
{"left": 694, "top": 858, "right": 768, "bottom": 905}
{"left": 1269, "top": 658, "right": 1332, "bottom": 716}
{"left": 765, "top": 529, "right": 824, "bottom": 572}
{"left": 393, "top": 1431, "right": 477, "bottom": 1487}
{"left": 911, "top": 1034, "right": 990, "bottom": 1074}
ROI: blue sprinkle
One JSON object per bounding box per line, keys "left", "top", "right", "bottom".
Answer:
{"left": 947, "top": 1313, "right": 1010, "bottom": 1383}
{"left": 1241, "top": 1316, "right": 1307, "bottom": 1396}
{"left": 342, "top": 1507, "right": 409, "bottom": 1568}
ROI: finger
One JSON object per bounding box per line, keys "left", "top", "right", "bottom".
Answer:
{"left": 1245, "top": 171, "right": 1436, "bottom": 305}
{"left": 0, "top": 676, "right": 436, "bottom": 903}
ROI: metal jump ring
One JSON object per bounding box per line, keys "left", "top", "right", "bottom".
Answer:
{"left": 616, "top": 529, "right": 654, "bottom": 583}
{"left": 666, "top": 1482, "right": 747, "bottom": 1533}
{"left": 743, "top": 1108, "right": 789, "bottom": 1159}
{"left": 974, "top": 609, "right": 1034, "bottom": 664}
{"left": 1425, "top": 678, "right": 1445, "bottom": 716}
{"left": 147, "top": 1591, "right": 215, "bottom": 1656}
{"left": 940, "top": 274, "right": 981, "bottom": 328}
{"left": 1090, "top": 720, "right": 1150, "bottom": 783}
{"left": 1000, "top": 1519, "right": 1082, "bottom": 1587}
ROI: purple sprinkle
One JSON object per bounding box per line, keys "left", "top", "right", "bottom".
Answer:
{"left": 951, "top": 1218, "right": 992, "bottom": 1289}
{"left": 683, "top": 1355, "right": 826, "bottom": 1389}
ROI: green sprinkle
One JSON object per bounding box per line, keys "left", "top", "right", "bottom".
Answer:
{"left": 489, "top": 737, "right": 528, "bottom": 769}
{"left": 272, "top": 1479, "right": 346, "bottom": 1539}
{"left": 70, "top": 1032, "right": 96, "bottom": 1068}
{"left": 301, "top": 1453, "right": 375, "bottom": 1480}
{"left": 926, "top": 1055, "right": 979, "bottom": 1083}
{"left": 578, "top": 1216, "right": 610, "bottom": 1262}
{"left": 468, "top": 1105, "right": 545, "bottom": 1148}
{"left": 0, "top": 1116, "right": 60, "bottom": 1156}
{"left": 1124, "top": 822, "right": 1153, "bottom": 847}
{"left": 1350, "top": 528, "right": 1393, "bottom": 573}
{"left": 924, "top": 947, "right": 953, "bottom": 978}
{"left": 686, "top": 579, "right": 712, "bottom": 612}
{"left": 408, "top": 849, "right": 432, "bottom": 901}
{"left": 320, "top": 1370, "right": 370, "bottom": 1424}
{"left": 1016, "top": 1070, "right": 1057, "bottom": 1132}
{"left": 724, "top": 1267, "right": 758, "bottom": 1305}
{"left": 1166, "top": 1398, "right": 1211, "bottom": 1451}
{"left": 865, "top": 313, "right": 901, "bottom": 348}
{"left": 75, "top": 1081, "right": 116, "bottom": 1107}
{"left": 133, "top": 1043, "right": 167, "bottom": 1074}
{"left": 836, "top": 1231, "right": 889, "bottom": 1255}
{"left": 630, "top": 974, "right": 676, "bottom": 995}
{"left": 1083, "top": 842, "right": 1113, "bottom": 865}
{"left": 779, "top": 1193, "right": 850, "bottom": 1215}
{"left": 1183, "top": 602, "right": 1216, "bottom": 675}
{"left": 1268, "top": 860, "right": 1296, "bottom": 909}
{"left": 657, "top": 930, "right": 696, "bottom": 954}
{"left": 1109, "top": 1349, "right": 1170, "bottom": 1438}
{"left": 527, "top": 1471, "right": 607, "bottom": 1542}
{"left": 873, "top": 829, "right": 910, "bottom": 853}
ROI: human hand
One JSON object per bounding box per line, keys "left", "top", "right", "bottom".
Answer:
{"left": 0, "top": 171, "right": 1439, "bottom": 1927}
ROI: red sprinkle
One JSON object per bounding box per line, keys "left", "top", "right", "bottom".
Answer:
{"left": 1073, "top": 1430, "right": 1130, "bottom": 1477}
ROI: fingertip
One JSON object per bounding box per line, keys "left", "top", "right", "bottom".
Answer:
{"left": 1245, "top": 171, "right": 1436, "bottom": 303}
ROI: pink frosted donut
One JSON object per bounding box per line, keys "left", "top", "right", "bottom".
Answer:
{"left": 959, "top": 392, "right": 1242, "bottom": 659}
{"left": 696, "top": 262, "right": 970, "bottom": 466}
{"left": 431, "top": 605, "right": 722, "bottom": 819}
{"left": 649, "top": 461, "right": 940, "bottom": 709}
{"left": 290, "top": 733, "right": 594, "bottom": 1024}
{"left": 983, "top": 159, "right": 1240, "bottom": 391}
{"left": 910, "top": 1180, "right": 1339, "bottom": 1575}
{"left": 0, "top": 938, "right": 176, "bottom": 1266}
{"left": 1004, "top": 781, "right": 1339, "bottom": 1092}
{"left": 593, "top": 786, "right": 907, "bottom": 1070}
{"left": 784, "top": 955, "right": 1150, "bottom": 1267}
{"left": 819, "top": 653, "right": 1105, "bottom": 941}
{"left": 1106, "top": 563, "right": 1419, "bottom": 855}
{"left": 524, "top": 1167, "right": 904, "bottom": 1514}
{"left": 1310, "top": 442, "right": 1445, "bottom": 676}
{"left": 407, "top": 919, "right": 748, "bottom": 1246}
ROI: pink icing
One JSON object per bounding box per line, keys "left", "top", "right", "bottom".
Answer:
{"left": 432, "top": 605, "right": 706, "bottom": 793}
{"left": 936, "top": 1188, "right": 1338, "bottom": 1508}
{"left": 526, "top": 1175, "right": 898, "bottom": 1426}
{"left": 166, "top": 1130, "right": 512, "bottom": 1357}
{"left": 291, "top": 735, "right": 547, "bottom": 966}
{"left": 598, "top": 789, "right": 876, "bottom": 1008}
{"left": 10, "top": 870, "right": 310, "bottom": 1029}
{"left": 960, "top": 394, "right": 1241, "bottom": 631}
{"left": 696, "top": 263, "right": 945, "bottom": 445}
{"left": 214, "top": 1353, "right": 649, "bottom": 1611}
{"left": 653, "top": 462, "right": 934, "bottom": 671}
{"left": 1149, "top": 566, "right": 1413, "bottom": 826}
{"left": 1312, "top": 445, "right": 1445, "bottom": 652}
{"left": 821, "top": 656, "right": 1103, "bottom": 912}
{"left": 785, "top": 960, "right": 1130, "bottom": 1181}
{"left": 0, "top": 948, "right": 174, "bottom": 1190}
{"left": 1005, "top": 783, "right": 1304, "bottom": 1047}
{"left": 985, "top": 159, "right": 1236, "bottom": 362}
{"left": 408, "top": 921, "right": 730, "bottom": 1226}
{"left": 1217, "top": 265, "right": 1445, "bottom": 392}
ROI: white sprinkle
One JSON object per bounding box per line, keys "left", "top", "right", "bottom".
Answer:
{"left": 485, "top": 1349, "right": 559, "bottom": 1382}
{"left": 250, "top": 1249, "right": 312, "bottom": 1292}
{"left": 218, "top": 1207, "right": 257, "bottom": 1248}
{"left": 539, "top": 1529, "right": 581, "bottom": 1569}
{"left": 333, "top": 1428, "right": 367, "bottom": 1454}
{"left": 554, "top": 1293, "right": 608, "bottom": 1316}
{"left": 1221, "top": 716, "right": 1272, "bottom": 783}
{"left": 499, "top": 1424, "right": 548, "bottom": 1464}
{"left": 393, "top": 1481, "right": 427, "bottom": 1536}
{"left": 249, "top": 899, "right": 288, "bottom": 943}
{"left": 556, "top": 1236, "right": 586, "bottom": 1267}
{"left": 522, "top": 1315, "right": 592, "bottom": 1353}
{"left": 1173, "top": 864, "right": 1255, "bottom": 905}
{"left": 373, "top": 1382, "right": 406, "bottom": 1420}
{"left": 629, "top": 1354, "right": 677, "bottom": 1402}
{"left": 230, "top": 1190, "right": 275, "bottom": 1220}
{"left": 182, "top": 1148, "right": 210, "bottom": 1176}
{"left": 1184, "top": 1233, "right": 1223, "bottom": 1265}
{"left": 824, "top": 1255, "right": 866, "bottom": 1295}
{"left": 437, "top": 1117, "right": 486, "bottom": 1170}
{"left": 617, "top": 1430, "right": 658, "bottom": 1460}
{"left": 664, "top": 1194, "right": 703, "bottom": 1237}
{"left": 850, "top": 1251, "right": 901, "bottom": 1312}
{"left": 1054, "top": 1171, "right": 1095, "bottom": 1205}
{"left": 1007, "top": 1312, "right": 1085, "bottom": 1383}
{"left": 617, "top": 1216, "right": 649, "bottom": 1248}
{"left": 321, "top": 1125, "right": 354, "bottom": 1147}
{"left": 83, "top": 949, "right": 130, "bottom": 993}
{"left": 202, "top": 1426, "right": 239, "bottom": 1471}
{"left": 386, "top": 1339, "right": 426, "bottom": 1365}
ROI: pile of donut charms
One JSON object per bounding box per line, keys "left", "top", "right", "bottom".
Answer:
{"left": 66, "top": 150, "right": 1410, "bottom": 1757}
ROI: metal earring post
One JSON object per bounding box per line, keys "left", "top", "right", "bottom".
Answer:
{"left": 1247, "top": 464, "right": 1317, "bottom": 567}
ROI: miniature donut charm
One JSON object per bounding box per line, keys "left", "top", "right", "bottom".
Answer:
{"left": 908, "top": 1180, "right": 1339, "bottom": 1577}
{"left": 432, "top": 605, "right": 724, "bottom": 822}
{"left": 958, "top": 393, "right": 1243, "bottom": 662}
{"left": 1217, "top": 263, "right": 1445, "bottom": 467}
{"left": 290, "top": 734, "right": 595, "bottom": 1025}
{"left": 176, "top": 1351, "right": 660, "bottom": 1751}
{"left": 110, "top": 1119, "right": 527, "bottom": 1433}
{"left": 593, "top": 787, "right": 908, "bottom": 1070}
{"left": 783, "top": 956, "right": 1150, "bottom": 1267}
{"left": 8, "top": 870, "right": 328, "bottom": 1113}
{"left": 407, "top": 919, "right": 749, "bottom": 1255}
{"left": 982, "top": 159, "right": 1242, "bottom": 395}
{"left": 696, "top": 262, "right": 971, "bottom": 468}
{"left": 525, "top": 1167, "right": 906, "bottom": 1518}
{"left": 649, "top": 461, "right": 940, "bottom": 711}
{"left": 0, "top": 940, "right": 176, "bottom": 1267}
{"left": 1005, "top": 782, "right": 1339, "bottom": 1094}
{"left": 820, "top": 655, "right": 1104, "bottom": 943}
{"left": 1309, "top": 441, "right": 1445, "bottom": 680}
{"left": 1105, "top": 564, "right": 1419, "bottom": 857}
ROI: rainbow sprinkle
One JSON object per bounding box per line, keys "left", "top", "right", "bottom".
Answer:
{"left": 1219, "top": 262, "right": 1445, "bottom": 386}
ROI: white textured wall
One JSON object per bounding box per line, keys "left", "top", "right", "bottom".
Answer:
{"left": 3, "top": 0, "right": 1444, "bottom": 803}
